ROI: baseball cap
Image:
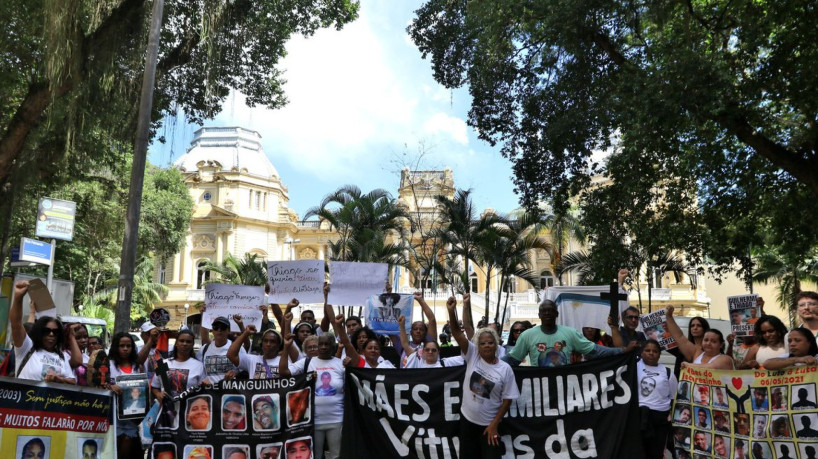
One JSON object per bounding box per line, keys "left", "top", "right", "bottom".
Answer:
{"left": 140, "top": 323, "right": 156, "bottom": 333}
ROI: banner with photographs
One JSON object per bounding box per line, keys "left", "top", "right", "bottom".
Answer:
{"left": 728, "top": 294, "right": 760, "bottom": 337}
{"left": 671, "top": 366, "right": 818, "bottom": 459}
{"left": 342, "top": 352, "right": 642, "bottom": 459}
{"left": 150, "top": 373, "right": 315, "bottom": 459}
{"left": 640, "top": 309, "right": 677, "bottom": 350}
{"left": 365, "top": 293, "right": 413, "bottom": 336}
{"left": 0, "top": 376, "right": 115, "bottom": 458}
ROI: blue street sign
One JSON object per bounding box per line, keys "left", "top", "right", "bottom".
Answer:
{"left": 20, "top": 237, "right": 52, "bottom": 266}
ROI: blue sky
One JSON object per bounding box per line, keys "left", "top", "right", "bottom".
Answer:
{"left": 148, "top": 1, "right": 522, "bottom": 218}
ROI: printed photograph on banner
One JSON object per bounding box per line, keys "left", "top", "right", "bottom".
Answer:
{"left": 223, "top": 444, "right": 251, "bottom": 459}
{"left": 752, "top": 414, "right": 767, "bottom": 437}
{"left": 183, "top": 444, "right": 214, "bottom": 458}
{"left": 712, "top": 386, "right": 728, "bottom": 409}
{"left": 714, "top": 410, "right": 730, "bottom": 433}
{"left": 773, "top": 442, "right": 796, "bottom": 459}
{"left": 795, "top": 413, "right": 818, "bottom": 437}
{"left": 673, "top": 404, "right": 693, "bottom": 425}
{"left": 798, "top": 442, "right": 818, "bottom": 459}
{"left": 221, "top": 395, "right": 248, "bottom": 431}
{"left": 734, "top": 413, "right": 751, "bottom": 437}
{"left": 285, "top": 437, "right": 313, "bottom": 459}
{"left": 694, "top": 407, "right": 711, "bottom": 429}
{"left": 364, "top": 293, "right": 412, "bottom": 336}
{"left": 792, "top": 383, "right": 818, "bottom": 409}
{"left": 150, "top": 442, "right": 176, "bottom": 459}
{"left": 677, "top": 380, "right": 691, "bottom": 401}
{"left": 692, "top": 430, "right": 711, "bottom": 454}
{"left": 156, "top": 400, "right": 180, "bottom": 430}
{"left": 771, "top": 386, "right": 788, "bottom": 410}
{"left": 713, "top": 434, "right": 729, "bottom": 458}
{"left": 750, "top": 441, "right": 773, "bottom": 459}
{"left": 672, "top": 426, "right": 691, "bottom": 449}
{"left": 77, "top": 438, "right": 101, "bottom": 459}
{"left": 15, "top": 436, "right": 50, "bottom": 459}
{"left": 727, "top": 293, "right": 759, "bottom": 337}
{"left": 770, "top": 414, "right": 792, "bottom": 438}
{"left": 185, "top": 395, "right": 213, "bottom": 432}
{"left": 286, "top": 388, "right": 311, "bottom": 427}
{"left": 693, "top": 383, "right": 711, "bottom": 405}
{"left": 257, "top": 442, "right": 283, "bottom": 459}
{"left": 752, "top": 386, "right": 769, "bottom": 411}
{"left": 733, "top": 439, "right": 749, "bottom": 459}
{"left": 251, "top": 394, "right": 280, "bottom": 431}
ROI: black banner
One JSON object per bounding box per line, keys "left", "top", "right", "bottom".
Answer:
{"left": 342, "top": 352, "right": 643, "bottom": 459}
{"left": 151, "top": 373, "right": 315, "bottom": 459}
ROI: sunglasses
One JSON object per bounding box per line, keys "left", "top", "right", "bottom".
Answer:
{"left": 44, "top": 327, "right": 59, "bottom": 336}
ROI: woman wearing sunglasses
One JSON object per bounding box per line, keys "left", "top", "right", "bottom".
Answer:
{"left": 398, "top": 315, "right": 443, "bottom": 368}
{"left": 9, "top": 281, "right": 77, "bottom": 383}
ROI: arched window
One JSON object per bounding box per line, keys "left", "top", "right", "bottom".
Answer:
{"left": 196, "top": 261, "right": 211, "bottom": 289}
{"left": 470, "top": 273, "right": 479, "bottom": 293}
{"left": 539, "top": 270, "right": 555, "bottom": 289}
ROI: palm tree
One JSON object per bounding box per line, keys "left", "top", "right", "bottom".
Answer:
{"left": 542, "top": 207, "right": 586, "bottom": 285}
{"left": 305, "top": 185, "right": 410, "bottom": 264}
{"left": 753, "top": 247, "right": 818, "bottom": 327}
{"left": 202, "top": 252, "right": 267, "bottom": 286}
{"left": 558, "top": 250, "right": 598, "bottom": 285}
{"left": 94, "top": 256, "right": 168, "bottom": 321}
{"left": 640, "top": 249, "right": 688, "bottom": 313}
{"left": 436, "top": 189, "right": 501, "bottom": 320}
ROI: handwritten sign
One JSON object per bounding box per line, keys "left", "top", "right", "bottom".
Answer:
{"left": 328, "top": 262, "right": 388, "bottom": 306}
{"left": 267, "top": 260, "right": 325, "bottom": 304}
{"left": 203, "top": 284, "right": 265, "bottom": 331}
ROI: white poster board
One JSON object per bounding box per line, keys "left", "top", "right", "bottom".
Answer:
{"left": 203, "top": 284, "right": 265, "bottom": 331}
{"left": 266, "top": 260, "right": 325, "bottom": 304}
{"left": 328, "top": 262, "right": 388, "bottom": 306}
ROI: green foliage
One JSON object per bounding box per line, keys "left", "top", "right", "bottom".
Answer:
{"left": 409, "top": 0, "right": 818, "bottom": 279}
{"left": 753, "top": 246, "right": 818, "bottom": 327}
{"left": 93, "top": 255, "right": 168, "bottom": 321}
{"left": 202, "top": 252, "right": 268, "bottom": 286}
{"left": 139, "top": 166, "right": 194, "bottom": 261}
{"left": 305, "top": 185, "right": 410, "bottom": 266}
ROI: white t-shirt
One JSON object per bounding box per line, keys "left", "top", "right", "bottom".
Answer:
{"left": 15, "top": 335, "right": 74, "bottom": 381}
{"left": 363, "top": 358, "right": 396, "bottom": 369}
{"left": 404, "top": 350, "right": 442, "bottom": 368}
{"left": 289, "top": 357, "right": 345, "bottom": 425}
{"left": 460, "top": 341, "right": 519, "bottom": 426}
{"left": 150, "top": 358, "right": 206, "bottom": 397}
{"left": 196, "top": 340, "right": 244, "bottom": 384}
{"left": 637, "top": 361, "right": 678, "bottom": 411}
{"left": 239, "top": 354, "right": 282, "bottom": 379}
{"left": 109, "top": 361, "right": 143, "bottom": 381}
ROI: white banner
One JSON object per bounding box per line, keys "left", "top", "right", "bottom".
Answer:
{"left": 328, "top": 262, "right": 388, "bottom": 306}
{"left": 544, "top": 285, "right": 630, "bottom": 331}
{"left": 203, "top": 284, "right": 265, "bottom": 331}
{"left": 267, "top": 260, "right": 325, "bottom": 304}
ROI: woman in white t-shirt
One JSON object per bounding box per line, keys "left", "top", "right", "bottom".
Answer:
{"left": 637, "top": 339, "right": 677, "bottom": 459}
{"left": 398, "top": 314, "right": 442, "bottom": 368}
{"left": 9, "top": 281, "right": 76, "bottom": 384}
{"left": 108, "top": 332, "right": 145, "bottom": 458}
{"left": 151, "top": 329, "right": 206, "bottom": 399}
{"left": 446, "top": 296, "right": 519, "bottom": 459}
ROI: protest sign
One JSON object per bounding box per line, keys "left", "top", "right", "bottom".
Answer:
{"left": 203, "top": 284, "right": 265, "bottom": 331}
{"left": 328, "top": 262, "right": 388, "bottom": 306}
{"left": 640, "top": 309, "right": 677, "bottom": 350}
{"left": 0, "top": 376, "right": 115, "bottom": 458}
{"left": 27, "top": 278, "right": 56, "bottom": 319}
{"left": 150, "top": 373, "right": 315, "bottom": 459}
{"left": 672, "top": 365, "right": 818, "bottom": 459}
{"left": 342, "top": 352, "right": 642, "bottom": 459}
{"left": 267, "top": 260, "right": 325, "bottom": 304}
{"left": 365, "top": 293, "right": 413, "bottom": 336}
{"left": 544, "top": 285, "right": 630, "bottom": 331}
{"left": 117, "top": 374, "right": 151, "bottom": 420}
{"left": 728, "top": 294, "right": 759, "bottom": 337}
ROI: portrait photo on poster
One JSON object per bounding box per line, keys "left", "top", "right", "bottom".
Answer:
{"left": 251, "top": 394, "right": 281, "bottom": 431}
{"left": 792, "top": 383, "right": 818, "bottom": 410}
{"left": 117, "top": 373, "right": 150, "bottom": 419}
{"left": 185, "top": 395, "right": 213, "bottom": 432}
{"left": 183, "top": 444, "right": 214, "bottom": 459}
{"left": 77, "top": 437, "right": 102, "bottom": 459}
{"left": 285, "top": 436, "right": 313, "bottom": 459}
{"left": 223, "top": 444, "right": 251, "bottom": 459}
{"left": 257, "top": 443, "right": 283, "bottom": 459}
{"left": 151, "top": 442, "right": 176, "bottom": 459}
{"left": 16, "top": 436, "right": 50, "bottom": 459}
{"left": 287, "top": 388, "right": 311, "bottom": 427}
{"left": 221, "top": 394, "right": 248, "bottom": 431}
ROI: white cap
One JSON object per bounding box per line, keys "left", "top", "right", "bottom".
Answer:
{"left": 140, "top": 323, "right": 156, "bottom": 333}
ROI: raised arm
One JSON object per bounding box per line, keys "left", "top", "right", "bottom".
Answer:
{"left": 665, "top": 306, "right": 697, "bottom": 361}
{"left": 66, "top": 324, "right": 83, "bottom": 368}
{"left": 279, "top": 333, "right": 295, "bottom": 376}
{"left": 462, "top": 293, "right": 475, "bottom": 339}
{"left": 319, "top": 282, "right": 331, "bottom": 333}
{"left": 137, "top": 327, "right": 159, "bottom": 365}
{"left": 397, "top": 315, "right": 413, "bottom": 355}
{"left": 446, "top": 297, "right": 469, "bottom": 351}
{"left": 10, "top": 281, "right": 29, "bottom": 348}
{"left": 282, "top": 312, "right": 299, "bottom": 362}
{"left": 333, "top": 312, "right": 362, "bottom": 364}
{"left": 607, "top": 316, "right": 625, "bottom": 348}
{"left": 414, "top": 292, "right": 437, "bottom": 340}
{"left": 228, "top": 324, "right": 255, "bottom": 366}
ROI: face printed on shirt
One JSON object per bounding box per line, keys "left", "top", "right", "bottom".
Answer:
{"left": 536, "top": 340, "right": 569, "bottom": 367}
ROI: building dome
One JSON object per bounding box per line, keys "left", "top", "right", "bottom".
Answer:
{"left": 175, "top": 127, "right": 279, "bottom": 178}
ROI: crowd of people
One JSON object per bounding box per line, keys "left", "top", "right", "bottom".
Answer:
{"left": 7, "top": 276, "right": 818, "bottom": 459}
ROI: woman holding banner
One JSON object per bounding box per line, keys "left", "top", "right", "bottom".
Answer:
{"left": 738, "top": 316, "right": 789, "bottom": 369}
{"left": 151, "top": 329, "right": 207, "bottom": 399}
{"left": 765, "top": 328, "right": 818, "bottom": 370}
{"left": 446, "top": 296, "right": 519, "bottom": 459}
{"left": 665, "top": 306, "right": 734, "bottom": 370}
{"left": 398, "top": 315, "right": 442, "bottom": 368}
{"left": 108, "top": 332, "right": 146, "bottom": 458}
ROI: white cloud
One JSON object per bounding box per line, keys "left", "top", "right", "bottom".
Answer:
{"left": 422, "top": 113, "right": 469, "bottom": 146}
